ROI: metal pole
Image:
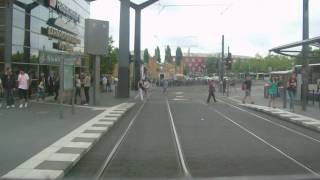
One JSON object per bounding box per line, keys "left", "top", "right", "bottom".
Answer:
{"left": 220, "top": 35, "right": 225, "bottom": 93}
{"left": 301, "top": 0, "right": 309, "bottom": 111}
{"left": 72, "top": 65, "right": 75, "bottom": 114}
{"left": 117, "top": 0, "right": 130, "bottom": 98}
{"left": 134, "top": 9, "right": 141, "bottom": 90}
{"left": 4, "top": 0, "right": 13, "bottom": 69}
{"left": 93, "top": 55, "right": 101, "bottom": 105}
{"left": 59, "top": 55, "right": 64, "bottom": 119}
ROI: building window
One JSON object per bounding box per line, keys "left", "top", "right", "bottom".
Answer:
{"left": 0, "top": 0, "right": 5, "bottom": 7}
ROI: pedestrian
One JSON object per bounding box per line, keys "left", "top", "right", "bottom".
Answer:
{"left": 54, "top": 76, "right": 60, "bottom": 101}
{"left": 137, "top": 80, "right": 144, "bottom": 101}
{"left": 242, "top": 74, "right": 254, "bottom": 104}
{"left": 102, "top": 75, "right": 107, "bottom": 92}
{"left": 268, "top": 76, "right": 278, "bottom": 108}
{"left": 84, "top": 73, "right": 91, "bottom": 105}
{"left": 207, "top": 80, "right": 217, "bottom": 103}
{"left": 3, "top": 68, "right": 16, "bottom": 108}
{"left": 287, "top": 74, "right": 297, "bottom": 112}
{"left": 107, "top": 75, "right": 112, "bottom": 92}
{"left": 223, "top": 78, "right": 227, "bottom": 95}
{"left": 47, "top": 71, "right": 55, "bottom": 96}
{"left": 37, "top": 73, "right": 46, "bottom": 101}
{"left": 163, "top": 79, "right": 169, "bottom": 95}
{"left": 17, "top": 69, "right": 30, "bottom": 108}
{"left": 74, "top": 74, "right": 81, "bottom": 104}
{"left": 143, "top": 80, "right": 150, "bottom": 97}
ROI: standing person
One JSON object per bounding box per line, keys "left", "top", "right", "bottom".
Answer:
{"left": 242, "top": 74, "right": 254, "bottom": 104}
{"left": 102, "top": 75, "right": 107, "bottom": 92}
{"left": 74, "top": 74, "right": 81, "bottom": 104}
{"left": 137, "top": 80, "right": 144, "bottom": 101}
{"left": 3, "top": 68, "right": 16, "bottom": 108}
{"left": 287, "top": 74, "right": 297, "bottom": 112}
{"left": 54, "top": 76, "right": 60, "bottom": 101}
{"left": 47, "top": 72, "right": 55, "bottom": 96}
{"left": 106, "top": 75, "right": 112, "bottom": 92}
{"left": 17, "top": 69, "right": 30, "bottom": 108}
{"left": 163, "top": 79, "right": 169, "bottom": 95}
{"left": 268, "top": 76, "right": 278, "bottom": 108}
{"left": 37, "top": 73, "right": 46, "bottom": 101}
{"left": 84, "top": 73, "right": 91, "bottom": 105}
{"left": 207, "top": 80, "right": 217, "bottom": 103}
{"left": 223, "top": 78, "right": 227, "bottom": 95}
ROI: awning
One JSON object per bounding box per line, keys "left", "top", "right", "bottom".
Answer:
{"left": 270, "top": 36, "right": 320, "bottom": 57}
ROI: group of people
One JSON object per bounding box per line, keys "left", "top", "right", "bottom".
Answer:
{"left": 74, "top": 73, "right": 91, "bottom": 105}
{"left": 102, "top": 75, "right": 113, "bottom": 93}
{"left": 136, "top": 79, "right": 151, "bottom": 101}
{"left": 0, "top": 68, "right": 31, "bottom": 108}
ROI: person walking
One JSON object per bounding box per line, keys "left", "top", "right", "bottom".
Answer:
{"left": 17, "top": 69, "right": 30, "bottom": 108}
{"left": 74, "top": 74, "right": 82, "bottom": 104}
{"left": 137, "top": 80, "right": 144, "bottom": 101}
{"left": 3, "top": 68, "right": 16, "bottom": 108}
{"left": 163, "top": 79, "right": 169, "bottom": 95}
{"left": 84, "top": 73, "right": 91, "bottom": 105}
{"left": 102, "top": 75, "right": 107, "bottom": 92}
{"left": 54, "top": 76, "right": 60, "bottom": 101}
{"left": 207, "top": 80, "right": 217, "bottom": 103}
{"left": 242, "top": 74, "right": 254, "bottom": 104}
{"left": 268, "top": 76, "right": 278, "bottom": 108}
{"left": 37, "top": 74, "right": 46, "bottom": 101}
{"left": 287, "top": 74, "right": 297, "bottom": 112}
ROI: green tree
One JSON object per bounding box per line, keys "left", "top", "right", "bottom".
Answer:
{"left": 101, "top": 37, "right": 118, "bottom": 74}
{"left": 165, "top": 45, "right": 172, "bottom": 63}
{"left": 154, "top": 46, "right": 161, "bottom": 63}
{"left": 143, "top": 48, "right": 150, "bottom": 64}
{"left": 175, "top": 47, "right": 183, "bottom": 66}
{"left": 206, "top": 57, "right": 219, "bottom": 75}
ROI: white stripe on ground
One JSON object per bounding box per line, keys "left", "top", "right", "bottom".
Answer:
{"left": 166, "top": 99, "right": 191, "bottom": 178}
{"left": 218, "top": 99, "right": 320, "bottom": 144}
{"left": 214, "top": 109, "right": 320, "bottom": 177}
{"left": 2, "top": 103, "right": 135, "bottom": 179}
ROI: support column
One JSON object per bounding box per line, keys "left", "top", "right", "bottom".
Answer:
{"left": 93, "top": 55, "right": 100, "bottom": 105}
{"left": 301, "top": 0, "right": 309, "bottom": 111}
{"left": 117, "top": 0, "right": 130, "bottom": 98}
{"left": 4, "top": 0, "right": 13, "bottom": 69}
{"left": 219, "top": 35, "right": 225, "bottom": 93}
{"left": 134, "top": 9, "right": 141, "bottom": 90}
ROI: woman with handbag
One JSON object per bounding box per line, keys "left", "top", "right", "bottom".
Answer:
{"left": 287, "top": 74, "right": 297, "bottom": 112}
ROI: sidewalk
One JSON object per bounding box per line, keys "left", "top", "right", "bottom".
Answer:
{"left": 225, "top": 83, "right": 320, "bottom": 134}
{"left": 0, "top": 89, "right": 138, "bottom": 179}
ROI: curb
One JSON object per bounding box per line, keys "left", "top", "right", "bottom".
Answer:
{"left": 1, "top": 102, "right": 135, "bottom": 180}
{"left": 240, "top": 104, "right": 320, "bottom": 133}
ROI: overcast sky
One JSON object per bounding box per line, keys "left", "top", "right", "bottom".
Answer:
{"left": 90, "top": 0, "right": 320, "bottom": 57}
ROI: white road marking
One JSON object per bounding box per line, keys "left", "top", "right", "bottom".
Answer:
{"left": 2, "top": 103, "right": 135, "bottom": 179}
{"left": 166, "top": 99, "right": 191, "bottom": 178}
{"left": 172, "top": 98, "right": 187, "bottom": 101}
{"left": 218, "top": 99, "right": 320, "bottom": 144}
{"left": 176, "top": 92, "right": 184, "bottom": 95}
{"left": 176, "top": 96, "right": 184, "bottom": 98}
{"left": 214, "top": 109, "right": 320, "bottom": 177}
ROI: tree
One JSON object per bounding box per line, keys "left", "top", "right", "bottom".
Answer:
{"left": 154, "top": 46, "right": 161, "bottom": 63}
{"left": 165, "top": 45, "right": 172, "bottom": 63}
{"left": 101, "top": 37, "right": 118, "bottom": 74}
{"left": 206, "top": 57, "right": 219, "bottom": 75}
{"left": 175, "top": 47, "right": 183, "bottom": 66}
{"left": 175, "top": 46, "right": 183, "bottom": 74}
{"left": 143, "top": 48, "right": 150, "bottom": 64}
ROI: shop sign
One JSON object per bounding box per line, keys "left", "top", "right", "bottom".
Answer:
{"left": 41, "top": 26, "right": 81, "bottom": 44}
{"left": 39, "top": 50, "right": 81, "bottom": 65}
{"left": 53, "top": 42, "right": 73, "bottom": 52}
{"left": 47, "top": 0, "right": 80, "bottom": 23}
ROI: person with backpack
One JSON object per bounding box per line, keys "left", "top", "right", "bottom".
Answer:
{"left": 287, "top": 74, "right": 297, "bottom": 112}
{"left": 242, "top": 74, "right": 254, "bottom": 104}
{"left": 207, "top": 80, "right": 217, "bottom": 103}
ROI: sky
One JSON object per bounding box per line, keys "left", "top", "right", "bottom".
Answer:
{"left": 90, "top": 0, "right": 320, "bottom": 58}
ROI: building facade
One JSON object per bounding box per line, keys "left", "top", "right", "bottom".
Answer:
{"left": 0, "top": 0, "right": 90, "bottom": 78}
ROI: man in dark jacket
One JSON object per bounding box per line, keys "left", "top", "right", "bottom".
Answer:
{"left": 207, "top": 80, "right": 217, "bottom": 103}
{"left": 3, "top": 68, "right": 16, "bottom": 108}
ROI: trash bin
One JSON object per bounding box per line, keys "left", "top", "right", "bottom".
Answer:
{"left": 264, "top": 83, "right": 270, "bottom": 99}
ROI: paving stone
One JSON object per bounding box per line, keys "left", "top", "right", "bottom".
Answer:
{"left": 36, "top": 160, "right": 73, "bottom": 171}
